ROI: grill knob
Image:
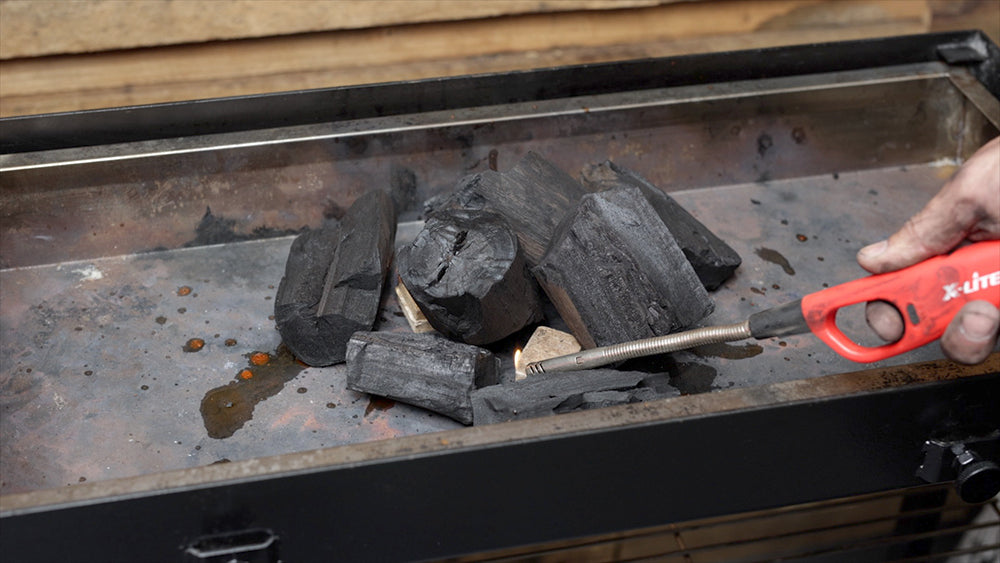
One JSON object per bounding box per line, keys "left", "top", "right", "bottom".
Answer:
{"left": 954, "top": 448, "right": 1000, "bottom": 504}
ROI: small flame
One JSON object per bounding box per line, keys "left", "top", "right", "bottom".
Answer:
{"left": 514, "top": 348, "right": 526, "bottom": 380}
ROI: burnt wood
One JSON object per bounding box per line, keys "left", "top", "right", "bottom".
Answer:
{"left": 533, "top": 186, "right": 714, "bottom": 348}
{"left": 581, "top": 161, "right": 742, "bottom": 290}
{"left": 274, "top": 190, "right": 396, "bottom": 366}
{"left": 345, "top": 331, "right": 502, "bottom": 425}
{"left": 396, "top": 209, "right": 544, "bottom": 345}
{"left": 471, "top": 369, "right": 678, "bottom": 425}
{"left": 446, "top": 151, "right": 591, "bottom": 266}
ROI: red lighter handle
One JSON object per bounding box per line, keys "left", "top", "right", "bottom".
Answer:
{"left": 800, "top": 240, "right": 1000, "bottom": 362}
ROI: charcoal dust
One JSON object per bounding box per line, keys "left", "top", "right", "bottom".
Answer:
{"left": 184, "top": 207, "right": 300, "bottom": 248}
{"left": 690, "top": 342, "right": 764, "bottom": 360}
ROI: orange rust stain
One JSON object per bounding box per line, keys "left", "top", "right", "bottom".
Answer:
{"left": 177, "top": 286, "right": 193, "bottom": 296}
{"left": 250, "top": 352, "right": 270, "bottom": 366}
{"left": 239, "top": 369, "right": 254, "bottom": 380}
{"left": 183, "top": 338, "right": 205, "bottom": 352}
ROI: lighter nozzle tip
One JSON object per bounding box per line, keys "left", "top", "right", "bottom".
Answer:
{"left": 525, "top": 362, "right": 545, "bottom": 375}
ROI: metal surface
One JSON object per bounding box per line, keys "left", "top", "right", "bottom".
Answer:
{"left": 2, "top": 31, "right": 1000, "bottom": 561}
{"left": 1, "top": 164, "right": 979, "bottom": 493}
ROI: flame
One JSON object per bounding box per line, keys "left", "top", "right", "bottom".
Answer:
{"left": 514, "top": 348, "right": 526, "bottom": 380}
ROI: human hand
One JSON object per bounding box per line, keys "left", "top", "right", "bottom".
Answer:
{"left": 856, "top": 136, "right": 1000, "bottom": 364}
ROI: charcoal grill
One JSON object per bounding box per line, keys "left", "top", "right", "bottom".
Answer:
{"left": 1, "top": 31, "right": 999, "bottom": 561}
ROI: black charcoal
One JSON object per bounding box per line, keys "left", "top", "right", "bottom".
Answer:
{"left": 582, "top": 161, "right": 741, "bottom": 290}
{"left": 397, "top": 209, "right": 543, "bottom": 345}
{"left": 533, "top": 186, "right": 714, "bottom": 348}
{"left": 446, "top": 152, "right": 591, "bottom": 266}
{"left": 274, "top": 190, "right": 396, "bottom": 366}
{"left": 471, "top": 369, "right": 675, "bottom": 425}
{"left": 346, "top": 331, "right": 502, "bottom": 425}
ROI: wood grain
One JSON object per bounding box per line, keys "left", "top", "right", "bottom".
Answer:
{"left": 0, "top": 0, "right": 934, "bottom": 117}
{"left": 0, "top": 0, "right": 669, "bottom": 58}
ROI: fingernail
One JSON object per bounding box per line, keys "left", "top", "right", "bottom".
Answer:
{"left": 959, "top": 310, "right": 999, "bottom": 342}
{"left": 859, "top": 240, "right": 888, "bottom": 258}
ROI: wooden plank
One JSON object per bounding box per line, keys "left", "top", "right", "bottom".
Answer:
{"left": 0, "top": 0, "right": 933, "bottom": 117}
{"left": 0, "top": 0, "right": 669, "bottom": 59}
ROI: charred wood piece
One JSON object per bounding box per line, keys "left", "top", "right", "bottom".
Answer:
{"left": 470, "top": 369, "right": 677, "bottom": 425}
{"left": 533, "top": 186, "right": 714, "bottom": 349}
{"left": 445, "top": 151, "right": 591, "bottom": 266}
{"left": 345, "top": 331, "right": 502, "bottom": 425}
{"left": 397, "top": 209, "right": 544, "bottom": 345}
{"left": 582, "top": 161, "right": 741, "bottom": 290}
{"left": 274, "top": 190, "right": 396, "bottom": 366}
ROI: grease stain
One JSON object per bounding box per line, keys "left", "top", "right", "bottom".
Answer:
{"left": 755, "top": 247, "right": 795, "bottom": 275}
{"left": 199, "top": 344, "right": 305, "bottom": 439}
{"left": 364, "top": 396, "right": 396, "bottom": 417}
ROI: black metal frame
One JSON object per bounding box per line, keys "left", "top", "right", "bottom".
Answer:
{"left": 2, "top": 31, "right": 999, "bottom": 561}
{"left": 2, "top": 372, "right": 998, "bottom": 561}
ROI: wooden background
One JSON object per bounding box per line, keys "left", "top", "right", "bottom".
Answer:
{"left": 0, "top": 0, "right": 998, "bottom": 118}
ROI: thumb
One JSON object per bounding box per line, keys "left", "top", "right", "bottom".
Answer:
{"left": 856, "top": 191, "right": 971, "bottom": 274}
{"left": 940, "top": 300, "right": 1000, "bottom": 365}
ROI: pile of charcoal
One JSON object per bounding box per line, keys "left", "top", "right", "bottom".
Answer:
{"left": 273, "top": 152, "right": 741, "bottom": 425}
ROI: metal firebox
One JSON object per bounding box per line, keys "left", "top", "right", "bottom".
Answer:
{"left": 1, "top": 32, "right": 999, "bottom": 561}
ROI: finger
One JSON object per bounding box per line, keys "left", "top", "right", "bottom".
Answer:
{"left": 858, "top": 137, "right": 1000, "bottom": 274}
{"left": 865, "top": 300, "right": 903, "bottom": 342}
{"left": 856, "top": 193, "right": 971, "bottom": 274}
{"left": 940, "top": 300, "right": 1000, "bottom": 365}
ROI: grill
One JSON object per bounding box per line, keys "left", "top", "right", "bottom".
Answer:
{"left": 1, "top": 31, "right": 999, "bottom": 561}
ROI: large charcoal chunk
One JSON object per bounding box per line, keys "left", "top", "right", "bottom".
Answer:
{"left": 471, "top": 369, "right": 677, "bottom": 425}
{"left": 274, "top": 190, "right": 396, "bottom": 366}
{"left": 533, "top": 186, "right": 713, "bottom": 348}
{"left": 397, "top": 209, "right": 543, "bottom": 345}
{"left": 582, "top": 161, "right": 742, "bottom": 290}
{"left": 447, "top": 152, "right": 590, "bottom": 266}
{"left": 346, "top": 332, "right": 502, "bottom": 425}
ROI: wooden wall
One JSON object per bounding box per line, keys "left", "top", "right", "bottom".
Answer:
{"left": 0, "top": 0, "right": 997, "bottom": 118}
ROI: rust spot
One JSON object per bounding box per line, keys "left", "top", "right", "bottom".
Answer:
{"left": 177, "top": 286, "right": 192, "bottom": 296}
{"left": 224, "top": 338, "right": 237, "bottom": 347}
{"left": 239, "top": 369, "right": 254, "bottom": 380}
{"left": 296, "top": 387, "right": 307, "bottom": 394}
{"left": 183, "top": 338, "right": 205, "bottom": 352}
{"left": 249, "top": 352, "right": 270, "bottom": 366}
{"left": 796, "top": 234, "right": 808, "bottom": 242}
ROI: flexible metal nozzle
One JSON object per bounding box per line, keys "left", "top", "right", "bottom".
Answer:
{"left": 524, "top": 320, "right": 753, "bottom": 374}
